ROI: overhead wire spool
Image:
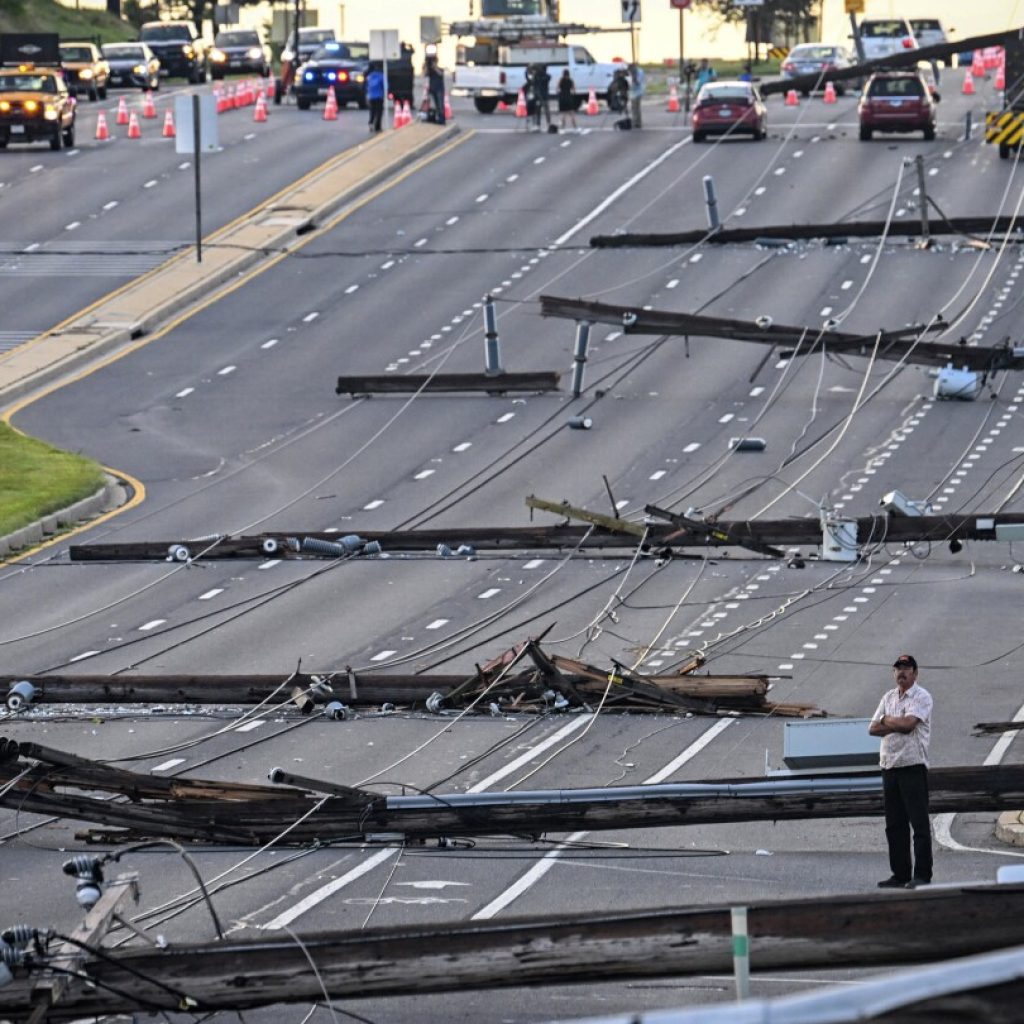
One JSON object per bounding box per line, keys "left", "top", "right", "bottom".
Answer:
{"left": 167, "top": 544, "right": 191, "bottom": 562}
{"left": 5, "top": 681, "right": 36, "bottom": 712}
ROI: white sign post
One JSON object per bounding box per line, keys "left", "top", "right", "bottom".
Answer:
{"left": 370, "top": 29, "right": 401, "bottom": 128}
{"left": 174, "top": 94, "right": 219, "bottom": 263}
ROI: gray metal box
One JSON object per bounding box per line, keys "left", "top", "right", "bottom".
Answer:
{"left": 783, "top": 717, "right": 880, "bottom": 770}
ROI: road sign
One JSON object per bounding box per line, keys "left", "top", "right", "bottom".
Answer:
{"left": 369, "top": 28, "right": 400, "bottom": 62}
{"left": 844, "top": 0, "right": 865, "bottom": 12}
{"left": 669, "top": 0, "right": 692, "bottom": 9}
{"left": 621, "top": 0, "right": 641, "bottom": 23}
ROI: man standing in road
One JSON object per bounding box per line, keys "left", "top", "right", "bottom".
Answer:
{"left": 869, "top": 654, "right": 934, "bottom": 889}
{"left": 426, "top": 54, "right": 445, "bottom": 126}
{"left": 366, "top": 62, "right": 385, "bottom": 133}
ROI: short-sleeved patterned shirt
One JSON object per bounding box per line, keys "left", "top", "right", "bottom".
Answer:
{"left": 873, "top": 682, "right": 932, "bottom": 769}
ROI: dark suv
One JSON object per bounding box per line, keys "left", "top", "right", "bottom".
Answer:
{"left": 858, "top": 71, "right": 935, "bottom": 141}
{"left": 138, "top": 21, "right": 209, "bottom": 83}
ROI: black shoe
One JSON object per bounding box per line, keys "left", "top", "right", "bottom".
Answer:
{"left": 877, "top": 876, "right": 910, "bottom": 888}
{"left": 905, "top": 878, "right": 930, "bottom": 889}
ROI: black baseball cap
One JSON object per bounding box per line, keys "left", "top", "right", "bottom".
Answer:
{"left": 893, "top": 654, "right": 917, "bottom": 670}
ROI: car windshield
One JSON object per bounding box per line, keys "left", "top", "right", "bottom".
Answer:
{"left": 790, "top": 46, "right": 837, "bottom": 60}
{"left": 0, "top": 73, "right": 57, "bottom": 92}
{"left": 300, "top": 30, "right": 334, "bottom": 43}
{"left": 861, "top": 20, "right": 906, "bottom": 37}
{"left": 104, "top": 45, "right": 144, "bottom": 59}
{"left": 215, "top": 32, "right": 259, "bottom": 46}
{"left": 869, "top": 76, "right": 924, "bottom": 97}
{"left": 140, "top": 26, "right": 190, "bottom": 41}
{"left": 910, "top": 20, "right": 941, "bottom": 31}
{"left": 700, "top": 86, "right": 752, "bottom": 103}
{"left": 60, "top": 47, "right": 94, "bottom": 62}
{"left": 311, "top": 42, "right": 368, "bottom": 61}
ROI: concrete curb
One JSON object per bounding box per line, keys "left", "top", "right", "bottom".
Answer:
{"left": 0, "top": 474, "right": 127, "bottom": 558}
{"left": 995, "top": 810, "right": 1024, "bottom": 847}
{"left": 0, "top": 123, "right": 461, "bottom": 411}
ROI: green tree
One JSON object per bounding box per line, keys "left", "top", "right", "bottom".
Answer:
{"left": 691, "top": 0, "right": 819, "bottom": 58}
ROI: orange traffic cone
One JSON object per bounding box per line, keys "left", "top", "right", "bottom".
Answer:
{"left": 586, "top": 86, "right": 599, "bottom": 115}
{"left": 141, "top": 89, "right": 156, "bottom": 118}
{"left": 162, "top": 109, "right": 175, "bottom": 137}
{"left": 996, "top": 65, "right": 1006, "bottom": 91}
{"left": 498, "top": 98, "right": 508, "bottom": 112}
{"left": 823, "top": 81, "right": 837, "bottom": 104}
{"left": 785, "top": 89, "right": 799, "bottom": 106}
{"left": 444, "top": 93, "right": 452, "bottom": 121}
{"left": 95, "top": 110, "right": 110, "bottom": 141}
{"left": 215, "top": 87, "right": 228, "bottom": 114}
{"left": 253, "top": 94, "right": 267, "bottom": 122}
{"left": 971, "top": 52, "right": 984, "bottom": 77}
{"left": 962, "top": 73, "right": 975, "bottom": 96}
{"left": 667, "top": 82, "right": 680, "bottom": 112}
{"left": 323, "top": 89, "right": 338, "bottom": 121}
{"left": 266, "top": 76, "right": 276, "bottom": 101}
{"left": 401, "top": 99, "right": 413, "bottom": 126}
{"left": 115, "top": 96, "right": 129, "bottom": 125}
{"left": 514, "top": 88, "right": 527, "bottom": 118}
{"left": 127, "top": 110, "right": 141, "bottom": 139}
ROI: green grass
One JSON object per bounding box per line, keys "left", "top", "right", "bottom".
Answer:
{"left": 0, "top": 423, "right": 105, "bottom": 537}
{"left": 0, "top": 0, "right": 135, "bottom": 43}
{"left": 642, "top": 58, "right": 781, "bottom": 95}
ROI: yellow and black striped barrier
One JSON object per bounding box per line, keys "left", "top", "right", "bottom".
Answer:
{"left": 985, "top": 109, "right": 1024, "bottom": 146}
{"left": 768, "top": 46, "right": 788, "bottom": 61}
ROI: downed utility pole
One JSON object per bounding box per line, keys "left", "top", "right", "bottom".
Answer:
{"left": 335, "top": 371, "right": 561, "bottom": 395}
{"left": 3, "top": 738, "right": 1024, "bottom": 846}
{"left": 589, "top": 215, "right": 1021, "bottom": 249}
{"left": 1, "top": 884, "right": 1023, "bottom": 1018}
{"left": 539, "top": 294, "right": 1024, "bottom": 375}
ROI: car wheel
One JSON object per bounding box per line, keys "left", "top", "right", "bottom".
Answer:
{"left": 63, "top": 123, "right": 75, "bottom": 147}
{"left": 50, "top": 128, "right": 62, "bottom": 151}
{"left": 859, "top": 125, "right": 872, "bottom": 141}
{"left": 297, "top": 96, "right": 311, "bottom": 110}
{"left": 693, "top": 130, "right": 705, "bottom": 143}
{"left": 753, "top": 125, "right": 765, "bottom": 141}
{"left": 923, "top": 124, "right": 935, "bottom": 141}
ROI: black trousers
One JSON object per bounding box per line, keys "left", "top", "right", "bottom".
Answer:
{"left": 368, "top": 98, "right": 383, "bottom": 132}
{"left": 882, "top": 764, "right": 932, "bottom": 882}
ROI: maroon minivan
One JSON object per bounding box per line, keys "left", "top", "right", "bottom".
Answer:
{"left": 858, "top": 71, "right": 936, "bottom": 141}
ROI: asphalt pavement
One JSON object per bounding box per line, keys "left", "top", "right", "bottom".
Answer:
{"left": 1, "top": 69, "right": 1023, "bottom": 1022}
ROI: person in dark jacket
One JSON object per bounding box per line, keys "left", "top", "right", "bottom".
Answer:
{"left": 557, "top": 67, "right": 577, "bottom": 130}
{"left": 366, "top": 62, "right": 385, "bottom": 133}
{"left": 425, "top": 55, "right": 445, "bottom": 125}
{"left": 531, "top": 63, "right": 551, "bottom": 130}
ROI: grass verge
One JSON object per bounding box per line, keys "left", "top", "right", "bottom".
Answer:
{"left": 0, "top": 422, "right": 105, "bottom": 537}
{"left": 0, "top": 0, "right": 135, "bottom": 43}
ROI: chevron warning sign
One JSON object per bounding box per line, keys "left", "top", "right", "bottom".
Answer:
{"left": 986, "top": 109, "right": 1024, "bottom": 146}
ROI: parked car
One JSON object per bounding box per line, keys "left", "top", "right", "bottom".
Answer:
{"left": 294, "top": 40, "right": 415, "bottom": 110}
{"left": 138, "top": 21, "right": 209, "bottom": 83}
{"left": 281, "top": 26, "right": 337, "bottom": 66}
{"left": 101, "top": 42, "right": 161, "bottom": 90}
{"left": 909, "top": 18, "right": 949, "bottom": 51}
{"left": 781, "top": 43, "right": 859, "bottom": 96}
{"left": 692, "top": 81, "right": 767, "bottom": 142}
{"left": 209, "top": 29, "right": 271, "bottom": 79}
{"left": 856, "top": 18, "right": 918, "bottom": 62}
{"left": 59, "top": 41, "right": 109, "bottom": 100}
{"left": 858, "top": 70, "right": 935, "bottom": 141}
{"left": 0, "top": 65, "right": 76, "bottom": 150}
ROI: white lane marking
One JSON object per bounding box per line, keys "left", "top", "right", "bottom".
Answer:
{"left": 478, "top": 588, "right": 501, "bottom": 599}
{"left": 24, "top": 242, "right": 39, "bottom": 251}
{"left": 65, "top": 221, "right": 80, "bottom": 231}
{"left": 453, "top": 442, "right": 472, "bottom": 452}
{"left": 175, "top": 387, "right": 194, "bottom": 398}
{"left": 244, "top": 132, "right": 256, "bottom": 140}
{"left": 218, "top": 365, "right": 236, "bottom": 376}
{"left": 198, "top": 589, "right": 223, "bottom": 600}
{"left": 381, "top": 260, "right": 395, "bottom": 270}
{"left": 414, "top": 238, "right": 428, "bottom": 247}
{"left": 178, "top": 161, "right": 190, "bottom": 170}
{"left": 144, "top": 179, "right": 158, "bottom": 188}
{"left": 258, "top": 559, "right": 280, "bottom": 569}
{"left": 646, "top": 719, "right": 735, "bottom": 784}
{"left": 649, "top": 469, "right": 667, "bottom": 480}
{"left": 363, "top": 499, "right": 384, "bottom": 510}
{"left": 718, "top": 413, "right": 734, "bottom": 423}
{"left": 302, "top": 312, "right": 319, "bottom": 322}
{"left": 689, "top": 253, "right": 702, "bottom": 263}
{"left": 473, "top": 831, "right": 590, "bottom": 920}
{"left": 426, "top": 619, "right": 449, "bottom": 630}
{"left": 371, "top": 650, "right": 396, "bottom": 662}
{"left": 533, "top": 156, "right": 545, "bottom": 164}
{"left": 236, "top": 720, "right": 264, "bottom": 733}
{"left": 138, "top": 619, "right": 165, "bottom": 631}
{"left": 506, "top": 173, "right": 518, "bottom": 182}
{"left": 497, "top": 412, "right": 515, "bottom": 423}
{"left": 446, "top": 216, "right": 459, "bottom": 225}
{"left": 750, "top": 386, "right": 764, "bottom": 397}
{"left": 666, "top": 279, "right": 679, "bottom": 289}
{"left": 345, "top": 284, "right": 360, "bottom": 293}
{"left": 152, "top": 758, "right": 185, "bottom": 773}
{"left": 524, "top": 559, "right": 545, "bottom": 569}
{"left": 476, "top": 193, "right": 489, "bottom": 202}
{"left": 820, "top": 306, "right": 832, "bottom": 316}
{"left": 684, "top": 442, "right": 701, "bottom": 452}
{"left": 754, "top": 186, "right": 766, "bottom": 196}
{"left": 469, "top": 716, "right": 592, "bottom": 793}
{"left": 261, "top": 338, "right": 278, "bottom": 349}
{"left": 841, "top": 280, "right": 853, "bottom": 290}
{"left": 30, "top": 165, "right": 43, "bottom": 173}
{"left": 262, "top": 848, "right": 398, "bottom": 930}
{"left": 70, "top": 650, "right": 99, "bottom": 662}
{"left": 414, "top": 469, "right": 435, "bottom": 479}
{"left": 553, "top": 135, "right": 692, "bottom": 247}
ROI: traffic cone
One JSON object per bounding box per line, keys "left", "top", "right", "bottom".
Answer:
{"left": 162, "top": 108, "right": 175, "bottom": 137}
{"left": 115, "top": 95, "right": 129, "bottom": 125}
{"left": 514, "top": 88, "right": 527, "bottom": 118}
{"left": 785, "top": 88, "right": 799, "bottom": 106}
{"left": 498, "top": 98, "right": 508, "bottom": 112}
{"left": 127, "top": 110, "right": 141, "bottom": 139}
{"left": 996, "top": 65, "right": 1006, "bottom": 91}
{"left": 401, "top": 99, "right": 413, "bottom": 126}
{"left": 94, "top": 110, "right": 110, "bottom": 141}
{"left": 667, "top": 82, "right": 680, "bottom": 112}
{"left": 323, "top": 89, "right": 338, "bottom": 120}
{"left": 962, "top": 72, "right": 975, "bottom": 96}
{"left": 971, "top": 51, "right": 984, "bottom": 77}
{"left": 444, "top": 93, "right": 452, "bottom": 121}
{"left": 266, "top": 76, "right": 275, "bottom": 101}
{"left": 253, "top": 94, "right": 267, "bottom": 122}
{"left": 215, "top": 87, "right": 228, "bottom": 114}
{"left": 141, "top": 89, "right": 156, "bottom": 118}
{"left": 586, "top": 86, "right": 599, "bottom": 115}
{"left": 823, "top": 81, "right": 837, "bottom": 104}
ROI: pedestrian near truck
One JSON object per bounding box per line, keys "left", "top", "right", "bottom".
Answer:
{"left": 366, "top": 63, "right": 384, "bottom": 133}
{"left": 557, "top": 68, "right": 577, "bottom": 130}
{"left": 869, "top": 654, "right": 934, "bottom": 889}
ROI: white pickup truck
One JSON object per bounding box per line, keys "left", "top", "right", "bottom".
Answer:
{"left": 452, "top": 44, "right": 621, "bottom": 114}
